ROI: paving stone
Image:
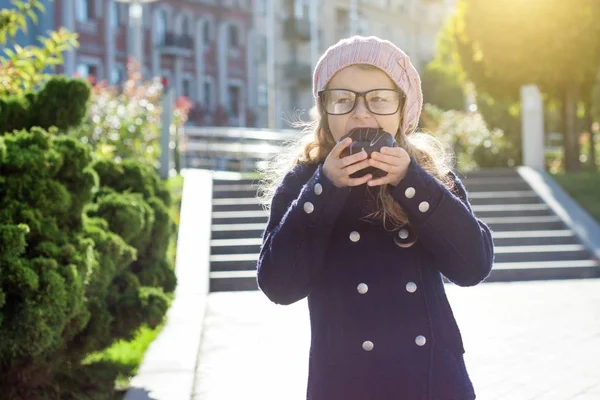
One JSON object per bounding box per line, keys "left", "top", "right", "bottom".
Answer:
{"left": 193, "top": 279, "right": 600, "bottom": 399}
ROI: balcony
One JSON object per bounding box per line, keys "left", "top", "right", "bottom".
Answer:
{"left": 159, "top": 33, "right": 194, "bottom": 57}
{"left": 283, "top": 17, "right": 311, "bottom": 41}
{"left": 283, "top": 62, "right": 312, "bottom": 86}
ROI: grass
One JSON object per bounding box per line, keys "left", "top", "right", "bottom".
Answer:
{"left": 80, "top": 174, "right": 185, "bottom": 399}
{"left": 82, "top": 323, "right": 167, "bottom": 397}
{"left": 552, "top": 172, "right": 600, "bottom": 223}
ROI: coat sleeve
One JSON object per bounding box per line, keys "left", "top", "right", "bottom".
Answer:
{"left": 256, "top": 162, "right": 351, "bottom": 305}
{"left": 391, "top": 159, "right": 495, "bottom": 286}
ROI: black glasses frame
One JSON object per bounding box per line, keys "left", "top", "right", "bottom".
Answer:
{"left": 318, "top": 88, "right": 406, "bottom": 116}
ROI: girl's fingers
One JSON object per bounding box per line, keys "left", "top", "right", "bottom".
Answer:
{"left": 331, "top": 137, "right": 353, "bottom": 158}
{"left": 348, "top": 173, "right": 373, "bottom": 187}
{"left": 367, "top": 176, "right": 390, "bottom": 187}
{"left": 371, "top": 151, "right": 401, "bottom": 166}
{"left": 368, "top": 159, "right": 393, "bottom": 172}
{"left": 344, "top": 159, "right": 371, "bottom": 176}
{"left": 340, "top": 149, "right": 368, "bottom": 166}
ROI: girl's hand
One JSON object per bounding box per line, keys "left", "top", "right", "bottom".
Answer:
{"left": 323, "top": 137, "right": 373, "bottom": 188}
{"left": 367, "top": 146, "right": 411, "bottom": 187}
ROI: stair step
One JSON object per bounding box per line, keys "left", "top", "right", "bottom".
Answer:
{"left": 211, "top": 223, "right": 266, "bottom": 239}
{"left": 485, "top": 217, "right": 565, "bottom": 232}
{"left": 462, "top": 180, "right": 531, "bottom": 192}
{"left": 210, "top": 270, "right": 259, "bottom": 292}
{"left": 486, "top": 260, "right": 600, "bottom": 282}
{"left": 469, "top": 190, "right": 537, "bottom": 199}
{"left": 213, "top": 189, "right": 258, "bottom": 199}
{"left": 461, "top": 177, "right": 525, "bottom": 185}
{"left": 457, "top": 169, "right": 520, "bottom": 178}
{"left": 212, "top": 208, "right": 552, "bottom": 220}
{"left": 213, "top": 183, "right": 257, "bottom": 191}
{"left": 213, "top": 179, "right": 258, "bottom": 187}
{"left": 213, "top": 197, "right": 260, "bottom": 205}
{"left": 211, "top": 238, "right": 262, "bottom": 255}
{"left": 210, "top": 244, "right": 594, "bottom": 269}
{"left": 494, "top": 245, "right": 591, "bottom": 262}
{"left": 212, "top": 210, "right": 268, "bottom": 225}
{"left": 210, "top": 258, "right": 600, "bottom": 292}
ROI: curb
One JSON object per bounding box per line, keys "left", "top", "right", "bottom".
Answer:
{"left": 124, "top": 169, "right": 213, "bottom": 400}
{"left": 517, "top": 166, "right": 600, "bottom": 262}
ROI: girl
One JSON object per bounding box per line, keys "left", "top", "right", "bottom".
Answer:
{"left": 256, "top": 35, "right": 494, "bottom": 400}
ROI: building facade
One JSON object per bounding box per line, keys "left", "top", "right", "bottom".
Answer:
{"left": 2, "top": 0, "right": 258, "bottom": 127}
{"left": 252, "top": 0, "right": 456, "bottom": 129}
{"left": 2, "top": 0, "right": 454, "bottom": 129}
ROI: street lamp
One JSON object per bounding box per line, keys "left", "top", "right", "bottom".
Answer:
{"left": 115, "top": 0, "right": 157, "bottom": 66}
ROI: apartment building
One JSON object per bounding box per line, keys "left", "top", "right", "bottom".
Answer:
{"left": 252, "top": 0, "right": 456, "bottom": 129}
{"left": 2, "top": 0, "right": 258, "bottom": 127}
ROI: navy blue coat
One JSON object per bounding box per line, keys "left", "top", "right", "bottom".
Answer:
{"left": 256, "top": 158, "right": 494, "bottom": 400}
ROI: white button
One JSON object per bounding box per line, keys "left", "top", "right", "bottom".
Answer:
{"left": 418, "top": 201, "right": 430, "bottom": 213}
{"left": 357, "top": 283, "right": 369, "bottom": 294}
{"left": 349, "top": 231, "right": 361, "bottom": 242}
{"left": 303, "top": 202, "right": 314, "bottom": 214}
{"left": 398, "top": 229, "right": 409, "bottom": 239}
{"left": 415, "top": 335, "right": 427, "bottom": 346}
{"left": 406, "top": 282, "right": 417, "bottom": 293}
{"left": 405, "top": 187, "right": 416, "bottom": 199}
{"left": 314, "top": 183, "right": 323, "bottom": 195}
{"left": 362, "top": 341, "right": 374, "bottom": 351}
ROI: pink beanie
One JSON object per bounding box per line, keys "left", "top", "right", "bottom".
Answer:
{"left": 313, "top": 35, "right": 423, "bottom": 136}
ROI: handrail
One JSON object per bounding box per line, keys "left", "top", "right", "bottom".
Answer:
{"left": 179, "top": 126, "right": 307, "bottom": 172}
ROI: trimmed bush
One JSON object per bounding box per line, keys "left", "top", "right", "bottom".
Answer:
{"left": 0, "top": 126, "right": 174, "bottom": 398}
{"left": 0, "top": 77, "right": 90, "bottom": 134}
{"left": 90, "top": 159, "right": 176, "bottom": 293}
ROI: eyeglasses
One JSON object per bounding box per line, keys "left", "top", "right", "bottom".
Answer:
{"left": 319, "top": 89, "right": 405, "bottom": 116}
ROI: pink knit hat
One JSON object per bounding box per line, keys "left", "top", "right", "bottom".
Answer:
{"left": 313, "top": 35, "right": 423, "bottom": 136}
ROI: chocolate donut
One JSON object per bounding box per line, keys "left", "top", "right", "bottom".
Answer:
{"left": 339, "top": 127, "right": 397, "bottom": 178}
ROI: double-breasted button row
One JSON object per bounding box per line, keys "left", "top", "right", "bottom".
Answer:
{"left": 303, "top": 182, "right": 324, "bottom": 214}
{"left": 349, "top": 228, "right": 425, "bottom": 351}
{"left": 404, "top": 186, "right": 429, "bottom": 214}
{"left": 362, "top": 335, "right": 427, "bottom": 351}
{"left": 355, "top": 282, "right": 417, "bottom": 295}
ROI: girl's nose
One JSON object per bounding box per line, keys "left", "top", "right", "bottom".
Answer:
{"left": 352, "top": 96, "right": 371, "bottom": 119}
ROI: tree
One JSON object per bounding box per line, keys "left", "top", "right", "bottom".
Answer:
{"left": 0, "top": 0, "right": 78, "bottom": 97}
{"left": 421, "top": 17, "right": 466, "bottom": 112}
{"left": 452, "top": 0, "right": 600, "bottom": 171}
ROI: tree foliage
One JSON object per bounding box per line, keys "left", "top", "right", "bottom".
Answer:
{"left": 0, "top": 0, "right": 78, "bottom": 97}
{"left": 451, "top": 0, "right": 600, "bottom": 170}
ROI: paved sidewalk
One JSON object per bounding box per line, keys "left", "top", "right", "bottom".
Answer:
{"left": 192, "top": 279, "right": 600, "bottom": 400}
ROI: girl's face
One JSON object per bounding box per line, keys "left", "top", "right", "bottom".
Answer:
{"left": 323, "top": 65, "right": 402, "bottom": 142}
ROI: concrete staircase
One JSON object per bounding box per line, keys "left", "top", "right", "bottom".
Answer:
{"left": 209, "top": 169, "right": 600, "bottom": 292}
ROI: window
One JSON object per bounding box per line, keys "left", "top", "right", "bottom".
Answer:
{"left": 228, "top": 24, "right": 239, "bottom": 48}
{"left": 76, "top": 63, "right": 99, "bottom": 81}
{"left": 203, "top": 20, "right": 211, "bottom": 45}
{"left": 203, "top": 81, "right": 212, "bottom": 109}
{"left": 156, "top": 10, "right": 167, "bottom": 45}
{"left": 110, "top": 66, "right": 124, "bottom": 84}
{"left": 182, "top": 79, "right": 192, "bottom": 98}
{"left": 227, "top": 85, "right": 240, "bottom": 115}
{"left": 76, "top": 0, "right": 94, "bottom": 22}
{"left": 181, "top": 16, "right": 191, "bottom": 35}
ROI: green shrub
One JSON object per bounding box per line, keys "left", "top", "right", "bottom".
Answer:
{"left": 0, "top": 128, "right": 98, "bottom": 391}
{"left": 0, "top": 77, "right": 90, "bottom": 134}
{"left": 0, "top": 126, "right": 173, "bottom": 398}
{"left": 91, "top": 158, "right": 176, "bottom": 293}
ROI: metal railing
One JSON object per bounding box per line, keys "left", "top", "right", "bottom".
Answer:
{"left": 179, "top": 126, "right": 303, "bottom": 172}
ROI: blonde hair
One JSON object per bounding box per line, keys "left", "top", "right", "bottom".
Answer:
{"left": 257, "top": 67, "right": 455, "bottom": 231}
